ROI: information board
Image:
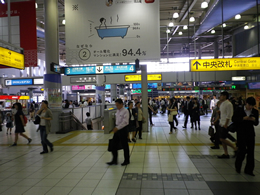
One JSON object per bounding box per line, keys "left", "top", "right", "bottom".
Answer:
{"left": 5, "top": 79, "right": 33, "bottom": 86}
{"left": 0, "top": 47, "right": 24, "bottom": 69}
{"left": 65, "top": 0, "right": 160, "bottom": 64}
{"left": 190, "top": 57, "right": 260, "bottom": 72}
{"left": 64, "top": 65, "right": 136, "bottom": 75}
{"left": 125, "top": 74, "right": 162, "bottom": 82}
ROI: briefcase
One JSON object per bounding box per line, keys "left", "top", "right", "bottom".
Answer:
{"left": 208, "top": 126, "right": 214, "bottom": 137}
{"left": 108, "top": 139, "right": 123, "bottom": 152}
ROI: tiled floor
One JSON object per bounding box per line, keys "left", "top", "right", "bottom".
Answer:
{"left": 1, "top": 113, "right": 260, "bottom": 195}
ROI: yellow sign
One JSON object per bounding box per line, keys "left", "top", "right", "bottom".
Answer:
{"left": 125, "top": 74, "right": 162, "bottom": 82}
{"left": 0, "top": 47, "right": 24, "bottom": 70}
{"left": 190, "top": 57, "right": 260, "bottom": 72}
{"left": 20, "top": 96, "right": 30, "bottom": 100}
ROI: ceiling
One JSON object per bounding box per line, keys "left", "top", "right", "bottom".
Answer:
{"left": 32, "top": 0, "right": 260, "bottom": 62}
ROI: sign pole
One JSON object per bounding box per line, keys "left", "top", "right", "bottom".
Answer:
{"left": 141, "top": 65, "right": 148, "bottom": 132}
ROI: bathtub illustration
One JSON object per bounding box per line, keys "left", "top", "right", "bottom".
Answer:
{"left": 95, "top": 25, "right": 130, "bottom": 39}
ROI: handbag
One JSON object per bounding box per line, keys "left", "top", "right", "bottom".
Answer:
{"left": 208, "top": 126, "right": 214, "bottom": 137}
{"left": 108, "top": 138, "right": 123, "bottom": 152}
{"left": 168, "top": 114, "right": 173, "bottom": 122}
{"left": 34, "top": 115, "right": 41, "bottom": 125}
{"left": 228, "top": 123, "right": 237, "bottom": 133}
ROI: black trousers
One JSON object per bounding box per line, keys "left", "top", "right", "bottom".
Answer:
{"left": 184, "top": 113, "right": 192, "bottom": 127}
{"left": 235, "top": 135, "right": 255, "bottom": 173}
{"left": 148, "top": 112, "right": 153, "bottom": 125}
{"left": 111, "top": 127, "right": 130, "bottom": 163}
{"left": 203, "top": 106, "right": 208, "bottom": 115}
{"left": 136, "top": 121, "right": 143, "bottom": 138}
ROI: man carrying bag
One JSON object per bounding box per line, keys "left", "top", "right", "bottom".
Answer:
{"left": 107, "top": 99, "right": 130, "bottom": 166}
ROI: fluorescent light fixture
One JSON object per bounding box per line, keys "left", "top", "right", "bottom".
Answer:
{"left": 201, "top": 1, "right": 208, "bottom": 9}
{"left": 178, "top": 31, "right": 183, "bottom": 35}
{"left": 1, "top": 0, "right": 5, "bottom": 4}
{"left": 222, "top": 23, "right": 226, "bottom": 27}
{"left": 235, "top": 14, "right": 241, "bottom": 20}
{"left": 35, "top": 2, "right": 38, "bottom": 8}
{"left": 166, "top": 29, "right": 171, "bottom": 34}
{"left": 211, "top": 30, "right": 216, "bottom": 34}
{"left": 173, "top": 12, "right": 179, "bottom": 18}
{"left": 189, "top": 17, "right": 195, "bottom": 22}
{"left": 183, "top": 25, "right": 188, "bottom": 30}
{"left": 168, "top": 22, "right": 174, "bottom": 27}
{"left": 232, "top": 76, "right": 245, "bottom": 81}
{"left": 244, "top": 25, "right": 249, "bottom": 29}
{"left": 62, "top": 19, "right": 66, "bottom": 25}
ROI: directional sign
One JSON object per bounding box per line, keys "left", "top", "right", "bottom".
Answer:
{"left": 0, "top": 47, "right": 24, "bottom": 70}
{"left": 190, "top": 57, "right": 260, "bottom": 72}
{"left": 125, "top": 74, "right": 162, "bottom": 82}
{"left": 64, "top": 65, "right": 136, "bottom": 75}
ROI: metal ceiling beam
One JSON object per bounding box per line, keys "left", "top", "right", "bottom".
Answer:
{"left": 179, "top": 0, "right": 198, "bottom": 23}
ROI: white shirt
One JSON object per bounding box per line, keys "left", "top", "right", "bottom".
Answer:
{"left": 219, "top": 100, "right": 233, "bottom": 127}
{"left": 115, "top": 107, "right": 129, "bottom": 130}
{"left": 161, "top": 100, "right": 165, "bottom": 105}
{"left": 85, "top": 117, "right": 92, "bottom": 125}
{"left": 129, "top": 109, "right": 134, "bottom": 120}
{"left": 84, "top": 101, "right": 88, "bottom": 106}
{"left": 40, "top": 112, "right": 46, "bottom": 126}
{"left": 0, "top": 105, "right": 4, "bottom": 111}
{"left": 210, "top": 99, "right": 219, "bottom": 109}
{"left": 69, "top": 104, "right": 74, "bottom": 108}
{"left": 244, "top": 106, "right": 252, "bottom": 117}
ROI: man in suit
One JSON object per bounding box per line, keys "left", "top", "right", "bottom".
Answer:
{"left": 182, "top": 96, "right": 193, "bottom": 129}
{"left": 234, "top": 97, "right": 259, "bottom": 176}
{"left": 202, "top": 97, "right": 208, "bottom": 115}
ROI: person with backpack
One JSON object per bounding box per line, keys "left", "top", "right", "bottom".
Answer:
{"left": 11, "top": 103, "right": 32, "bottom": 146}
{"left": 36, "top": 100, "right": 54, "bottom": 154}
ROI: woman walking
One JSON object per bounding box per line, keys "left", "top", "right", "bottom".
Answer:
{"left": 36, "top": 100, "right": 54, "bottom": 154}
{"left": 11, "top": 103, "right": 32, "bottom": 146}
{"left": 192, "top": 98, "right": 201, "bottom": 130}
{"left": 135, "top": 102, "right": 145, "bottom": 139}
{"left": 127, "top": 102, "right": 137, "bottom": 142}
{"left": 167, "top": 98, "right": 178, "bottom": 134}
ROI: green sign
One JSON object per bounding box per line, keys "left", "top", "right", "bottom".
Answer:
{"left": 131, "top": 89, "right": 152, "bottom": 93}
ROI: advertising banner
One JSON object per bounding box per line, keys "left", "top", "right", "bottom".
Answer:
{"left": 65, "top": 0, "right": 160, "bottom": 64}
{"left": 46, "top": 88, "right": 62, "bottom": 109}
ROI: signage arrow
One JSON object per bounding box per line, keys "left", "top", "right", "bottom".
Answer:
{"left": 193, "top": 61, "right": 201, "bottom": 70}
{"left": 97, "top": 67, "right": 103, "bottom": 72}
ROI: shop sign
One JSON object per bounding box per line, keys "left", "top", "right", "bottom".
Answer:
{"left": 0, "top": 47, "right": 24, "bottom": 69}
{"left": 0, "top": 95, "right": 29, "bottom": 100}
{"left": 125, "top": 74, "right": 162, "bottom": 82}
{"left": 65, "top": 64, "right": 136, "bottom": 75}
{"left": 65, "top": 0, "right": 160, "bottom": 64}
{"left": 5, "top": 79, "right": 33, "bottom": 86}
{"left": 190, "top": 57, "right": 260, "bottom": 72}
{"left": 231, "top": 76, "right": 246, "bottom": 81}
{"left": 131, "top": 89, "right": 152, "bottom": 94}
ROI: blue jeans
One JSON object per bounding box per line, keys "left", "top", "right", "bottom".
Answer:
{"left": 39, "top": 126, "right": 53, "bottom": 152}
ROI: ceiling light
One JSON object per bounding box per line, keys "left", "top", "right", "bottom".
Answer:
{"left": 62, "top": 19, "right": 66, "bottom": 25}
{"left": 235, "top": 14, "right": 241, "bottom": 20}
{"left": 244, "top": 25, "right": 249, "bottom": 30}
{"left": 178, "top": 31, "right": 183, "bottom": 35}
{"left": 211, "top": 30, "right": 215, "bottom": 34}
{"left": 168, "top": 22, "right": 174, "bottom": 27}
{"left": 222, "top": 23, "right": 226, "bottom": 28}
{"left": 173, "top": 12, "right": 179, "bottom": 18}
{"left": 201, "top": 1, "right": 208, "bottom": 9}
{"left": 189, "top": 16, "right": 195, "bottom": 22}
{"left": 1, "top": 0, "right": 5, "bottom": 4}
{"left": 183, "top": 25, "right": 188, "bottom": 30}
{"left": 35, "top": 2, "right": 38, "bottom": 8}
{"left": 166, "top": 29, "right": 171, "bottom": 34}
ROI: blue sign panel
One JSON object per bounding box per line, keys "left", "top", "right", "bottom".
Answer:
{"left": 103, "top": 65, "right": 136, "bottom": 74}
{"left": 64, "top": 65, "right": 136, "bottom": 75}
{"left": 64, "top": 66, "right": 96, "bottom": 75}
{"left": 5, "top": 79, "right": 33, "bottom": 86}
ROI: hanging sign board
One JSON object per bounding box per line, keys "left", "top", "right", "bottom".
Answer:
{"left": 125, "top": 74, "right": 162, "bottom": 82}
{"left": 65, "top": 0, "right": 160, "bottom": 64}
{"left": 190, "top": 57, "right": 260, "bottom": 72}
{"left": 0, "top": 47, "right": 24, "bottom": 69}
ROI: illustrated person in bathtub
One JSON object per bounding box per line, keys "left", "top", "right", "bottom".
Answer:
{"left": 106, "top": 0, "right": 113, "bottom": 6}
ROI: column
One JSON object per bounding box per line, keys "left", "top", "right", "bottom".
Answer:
{"left": 110, "top": 84, "right": 117, "bottom": 102}
{"left": 119, "top": 84, "right": 125, "bottom": 99}
{"left": 198, "top": 44, "right": 202, "bottom": 59}
{"left": 96, "top": 75, "right": 105, "bottom": 116}
{"left": 214, "top": 40, "right": 219, "bottom": 59}
{"left": 141, "top": 65, "right": 148, "bottom": 132}
{"left": 44, "top": 0, "right": 62, "bottom": 133}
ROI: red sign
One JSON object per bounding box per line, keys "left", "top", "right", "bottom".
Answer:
{"left": 0, "top": 0, "right": 37, "bottom": 68}
{"left": 0, "top": 95, "right": 29, "bottom": 100}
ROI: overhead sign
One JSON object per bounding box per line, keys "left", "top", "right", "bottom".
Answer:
{"left": 0, "top": 95, "right": 30, "bottom": 100}
{"left": 190, "top": 57, "right": 260, "bottom": 72}
{"left": 0, "top": 47, "right": 24, "bottom": 70}
{"left": 131, "top": 89, "right": 152, "bottom": 94}
{"left": 232, "top": 76, "right": 246, "bottom": 81}
{"left": 125, "top": 74, "right": 162, "bottom": 82}
{"left": 5, "top": 79, "right": 33, "bottom": 86}
{"left": 162, "top": 88, "right": 193, "bottom": 91}
{"left": 70, "top": 76, "right": 96, "bottom": 84}
{"left": 50, "top": 63, "right": 63, "bottom": 74}
{"left": 33, "top": 78, "right": 44, "bottom": 85}
{"left": 65, "top": 0, "right": 160, "bottom": 64}
{"left": 64, "top": 65, "right": 136, "bottom": 75}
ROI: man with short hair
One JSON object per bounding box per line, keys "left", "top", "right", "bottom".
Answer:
{"left": 218, "top": 91, "right": 238, "bottom": 159}
{"left": 210, "top": 95, "right": 219, "bottom": 111}
{"left": 107, "top": 99, "right": 130, "bottom": 166}
{"left": 234, "top": 97, "right": 259, "bottom": 176}
{"left": 202, "top": 97, "right": 208, "bottom": 115}
{"left": 182, "top": 96, "right": 193, "bottom": 129}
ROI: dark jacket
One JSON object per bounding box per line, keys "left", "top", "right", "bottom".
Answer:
{"left": 202, "top": 99, "right": 208, "bottom": 108}
{"left": 232, "top": 107, "right": 259, "bottom": 137}
{"left": 128, "top": 108, "right": 137, "bottom": 123}
{"left": 183, "top": 101, "right": 193, "bottom": 115}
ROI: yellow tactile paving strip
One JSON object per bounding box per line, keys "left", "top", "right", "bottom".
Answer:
{"left": 2, "top": 130, "right": 260, "bottom": 147}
